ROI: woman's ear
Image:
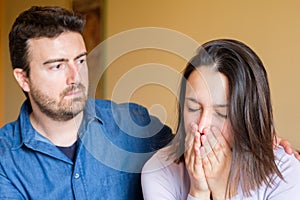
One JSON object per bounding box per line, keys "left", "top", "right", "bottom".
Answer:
{"left": 13, "top": 68, "right": 30, "bottom": 92}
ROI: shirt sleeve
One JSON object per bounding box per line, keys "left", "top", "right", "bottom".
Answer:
{"left": 141, "top": 148, "right": 190, "bottom": 200}
{"left": 0, "top": 165, "right": 24, "bottom": 199}
{"left": 187, "top": 194, "right": 203, "bottom": 200}
{"left": 267, "top": 149, "right": 300, "bottom": 200}
{"left": 141, "top": 156, "right": 177, "bottom": 199}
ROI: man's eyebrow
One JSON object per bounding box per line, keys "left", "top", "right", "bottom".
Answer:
{"left": 43, "top": 58, "right": 68, "bottom": 65}
{"left": 42, "top": 52, "right": 87, "bottom": 65}
{"left": 74, "top": 52, "right": 87, "bottom": 60}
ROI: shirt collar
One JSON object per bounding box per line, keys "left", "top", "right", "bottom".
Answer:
{"left": 16, "top": 99, "right": 36, "bottom": 147}
{"left": 83, "top": 98, "right": 103, "bottom": 124}
{"left": 15, "top": 98, "right": 102, "bottom": 149}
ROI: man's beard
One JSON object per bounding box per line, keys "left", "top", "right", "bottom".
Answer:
{"left": 29, "top": 83, "right": 88, "bottom": 121}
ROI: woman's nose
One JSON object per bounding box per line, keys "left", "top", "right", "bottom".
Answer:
{"left": 197, "top": 111, "right": 212, "bottom": 133}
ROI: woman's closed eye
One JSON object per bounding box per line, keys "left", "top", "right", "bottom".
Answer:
{"left": 214, "top": 106, "right": 228, "bottom": 119}
{"left": 187, "top": 107, "right": 202, "bottom": 112}
{"left": 215, "top": 111, "right": 228, "bottom": 119}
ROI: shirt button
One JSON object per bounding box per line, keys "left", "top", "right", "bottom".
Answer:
{"left": 74, "top": 173, "right": 80, "bottom": 179}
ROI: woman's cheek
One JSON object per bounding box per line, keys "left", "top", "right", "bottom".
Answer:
{"left": 221, "top": 122, "right": 233, "bottom": 146}
{"left": 183, "top": 111, "right": 199, "bottom": 149}
{"left": 183, "top": 112, "right": 198, "bottom": 134}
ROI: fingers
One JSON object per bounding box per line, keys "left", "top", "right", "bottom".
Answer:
{"left": 200, "top": 127, "right": 231, "bottom": 172}
{"left": 278, "top": 138, "right": 293, "bottom": 155}
{"left": 200, "top": 127, "right": 232, "bottom": 198}
{"left": 184, "top": 123, "right": 209, "bottom": 192}
{"left": 276, "top": 137, "right": 300, "bottom": 161}
{"left": 185, "top": 123, "right": 198, "bottom": 167}
{"left": 200, "top": 135, "right": 213, "bottom": 172}
{"left": 193, "top": 131, "right": 202, "bottom": 170}
{"left": 277, "top": 136, "right": 291, "bottom": 153}
{"left": 185, "top": 123, "right": 198, "bottom": 149}
{"left": 275, "top": 136, "right": 298, "bottom": 157}
{"left": 294, "top": 151, "right": 300, "bottom": 161}
{"left": 200, "top": 129, "right": 217, "bottom": 172}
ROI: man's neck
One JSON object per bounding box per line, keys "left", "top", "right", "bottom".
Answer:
{"left": 30, "top": 110, "right": 83, "bottom": 147}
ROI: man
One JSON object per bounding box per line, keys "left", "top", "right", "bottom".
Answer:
{"left": 0, "top": 6, "right": 172, "bottom": 199}
{"left": 0, "top": 6, "right": 297, "bottom": 200}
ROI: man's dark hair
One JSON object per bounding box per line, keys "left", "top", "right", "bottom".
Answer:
{"left": 9, "top": 6, "right": 86, "bottom": 76}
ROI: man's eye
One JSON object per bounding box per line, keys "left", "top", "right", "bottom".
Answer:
{"left": 77, "top": 58, "right": 86, "bottom": 65}
{"left": 50, "top": 64, "right": 64, "bottom": 70}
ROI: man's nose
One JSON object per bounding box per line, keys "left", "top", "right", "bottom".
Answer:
{"left": 66, "top": 63, "right": 81, "bottom": 85}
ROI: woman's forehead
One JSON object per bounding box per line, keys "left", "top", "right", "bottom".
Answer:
{"left": 186, "top": 67, "right": 228, "bottom": 104}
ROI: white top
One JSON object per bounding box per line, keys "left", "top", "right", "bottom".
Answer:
{"left": 142, "top": 146, "right": 300, "bottom": 200}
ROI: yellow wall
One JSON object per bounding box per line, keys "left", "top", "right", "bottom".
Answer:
{"left": 0, "top": 0, "right": 4, "bottom": 126}
{"left": 2, "top": 0, "right": 300, "bottom": 149}
{"left": 103, "top": 0, "right": 300, "bottom": 149}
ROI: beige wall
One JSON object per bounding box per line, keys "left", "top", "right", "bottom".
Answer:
{"left": 2, "top": 0, "right": 300, "bottom": 149}
{"left": 0, "top": 0, "right": 4, "bottom": 125}
{"left": 104, "top": 0, "right": 300, "bottom": 149}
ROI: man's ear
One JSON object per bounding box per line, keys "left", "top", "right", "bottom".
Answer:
{"left": 13, "top": 68, "right": 30, "bottom": 92}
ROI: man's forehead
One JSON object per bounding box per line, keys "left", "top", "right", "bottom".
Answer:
{"left": 27, "top": 33, "right": 86, "bottom": 62}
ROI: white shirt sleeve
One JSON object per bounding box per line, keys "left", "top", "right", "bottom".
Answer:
{"left": 266, "top": 148, "right": 300, "bottom": 200}
{"left": 142, "top": 146, "right": 300, "bottom": 200}
{"left": 230, "top": 147, "right": 300, "bottom": 200}
{"left": 141, "top": 147, "right": 190, "bottom": 200}
{"left": 187, "top": 194, "right": 204, "bottom": 200}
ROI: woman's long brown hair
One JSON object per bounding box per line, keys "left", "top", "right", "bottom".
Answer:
{"left": 169, "top": 39, "right": 282, "bottom": 197}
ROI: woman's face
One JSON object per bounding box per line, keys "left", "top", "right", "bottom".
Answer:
{"left": 184, "top": 66, "right": 232, "bottom": 146}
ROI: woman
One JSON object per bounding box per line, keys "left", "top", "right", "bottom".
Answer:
{"left": 142, "top": 39, "right": 300, "bottom": 199}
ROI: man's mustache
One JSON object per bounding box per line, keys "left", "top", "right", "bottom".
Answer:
{"left": 61, "top": 83, "right": 86, "bottom": 97}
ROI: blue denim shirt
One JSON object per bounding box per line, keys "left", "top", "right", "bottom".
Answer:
{"left": 0, "top": 99, "right": 173, "bottom": 200}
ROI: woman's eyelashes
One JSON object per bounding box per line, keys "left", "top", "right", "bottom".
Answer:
{"left": 187, "top": 107, "right": 202, "bottom": 112}
{"left": 215, "top": 111, "right": 228, "bottom": 119}
{"left": 186, "top": 105, "right": 228, "bottom": 119}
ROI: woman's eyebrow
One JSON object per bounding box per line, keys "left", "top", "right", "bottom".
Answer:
{"left": 214, "top": 104, "right": 228, "bottom": 108}
{"left": 185, "top": 97, "right": 199, "bottom": 104}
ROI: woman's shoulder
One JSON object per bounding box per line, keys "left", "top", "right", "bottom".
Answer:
{"left": 274, "top": 146, "right": 300, "bottom": 170}
{"left": 267, "top": 146, "right": 300, "bottom": 198}
{"left": 141, "top": 146, "right": 190, "bottom": 199}
{"left": 230, "top": 147, "right": 300, "bottom": 200}
{"left": 142, "top": 146, "right": 189, "bottom": 185}
{"left": 142, "top": 146, "right": 182, "bottom": 174}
